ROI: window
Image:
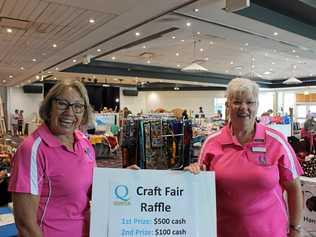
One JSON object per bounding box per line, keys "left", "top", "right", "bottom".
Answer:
{"left": 214, "top": 98, "right": 226, "bottom": 118}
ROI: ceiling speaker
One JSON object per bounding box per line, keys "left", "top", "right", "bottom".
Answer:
{"left": 225, "top": 0, "right": 250, "bottom": 12}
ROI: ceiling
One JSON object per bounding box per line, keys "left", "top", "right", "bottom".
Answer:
{"left": 1, "top": 0, "right": 316, "bottom": 88}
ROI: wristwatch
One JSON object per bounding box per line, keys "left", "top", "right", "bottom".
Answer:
{"left": 289, "top": 224, "right": 302, "bottom": 232}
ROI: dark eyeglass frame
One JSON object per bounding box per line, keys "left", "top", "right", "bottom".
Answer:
{"left": 53, "top": 98, "right": 86, "bottom": 114}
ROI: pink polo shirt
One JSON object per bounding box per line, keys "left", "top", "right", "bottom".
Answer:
{"left": 199, "top": 123, "right": 303, "bottom": 237}
{"left": 9, "top": 124, "right": 96, "bottom": 237}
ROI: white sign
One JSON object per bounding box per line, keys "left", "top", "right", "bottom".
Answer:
{"left": 300, "top": 177, "right": 316, "bottom": 234}
{"left": 90, "top": 168, "right": 217, "bottom": 237}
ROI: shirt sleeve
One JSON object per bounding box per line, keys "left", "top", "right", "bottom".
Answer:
{"left": 198, "top": 140, "right": 215, "bottom": 171}
{"left": 277, "top": 136, "right": 303, "bottom": 183}
{"left": 8, "top": 138, "right": 45, "bottom": 195}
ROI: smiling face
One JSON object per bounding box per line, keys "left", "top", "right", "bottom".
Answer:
{"left": 49, "top": 86, "right": 85, "bottom": 136}
{"left": 228, "top": 90, "right": 258, "bottom": 127}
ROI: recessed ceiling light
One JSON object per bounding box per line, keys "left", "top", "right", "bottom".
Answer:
{"left": 89, "top": 19, "right": 95, "bottom": 24}
{"left": 310, "top": 74, "right": 314, "bottom": 77}
{"left": 292, "top": 49, "right": 296, "bottom": 53}
{"left": 271, "top": 62, "right": 275, "bottom": 65}
{"left": 199, "top": 48, "right": 204, "bottom": 52}
{"left": 197, "top": 32, "right": 200, "bottom": 35}
{"left": 97, "top": 49, "right": 101, "bottom": 52}
{"left": 142, "top": 45, "right": 146, "bottom": 49}
{"left": 177, "top": 64, "right": 181, "bottom": 68}
{"left": 32, "top": 58, "right": 37, "bottom": 62}
{"left": 36, "top": 75, "right": 40, "bottom": 80}
{"left": 209, "top": 41, "right": 214, "bottom": 45}
{"left": 252, "top": 57, "right": 255, "bottom": 61}
{"left": 225, "top": 70, "right": 229, "bottom": 73}
{"left": 186, "top": 22, "right": 191, "bottom": 27}
{"left": 2, "top": 80, "right": 6, "bottom": 83}
{"left": 205, "top": 57, "right": 209, "bottom": 61}
{"left": 234, "top": 66, "right": 243, "bottom": 70}
{"left": 52, "top": 44, "right": 57, "bottom": 48}
{"left": 176, "top": 53, "right": 179, "bottom": 56}
{"left": 73, "top": 59, "right": 77, "bottom": 63}
{"left": 20, "top": 67, "right": 24, "bottom": 70}
{"left": 55, "top": 67, "right": 59, "bottom": 70}
{"left": 9, "top": 75, "right": 13, "bottom": 79}
{"left": 135, "top": 32, "right": 140, "bottom": 37}
{"left": 111, "top": 56, "right": 116, "bottom": 60}
{"left": 147, "top": 60, "right": 151, "bottom": 64}
{"left": 273, "top": 32, "right": 278, "bottom": 36}
{"left": 230, "top": 61, "right": 234, "bottom": 65}
{"left": 293, "top": 65, "right": 297, "bottom": 69}
{"left": 181, "top": 39, "right": 185, "bottom": 42}
{"left": 54, "top": 77, "right": 57, "bottom": 80}
{"left": 194, "top": 8, "right": 199, "bottom": 12}
{"left": 251, "top": 65, "right": 255, "bottom": 69}
{"left": 172, "top": 36, "right": 176, "bottom": 39}
{"left": 263, "top": 71, "right": 271, "bottom": 75}
{"left": 6, "top": 28, "right": 12, "bottom": 33}
{"left": 244, "top": 43, "right": 249, "bottom": 46}
{"left": 264, "top": 53, "right": 268, "bottom": 57}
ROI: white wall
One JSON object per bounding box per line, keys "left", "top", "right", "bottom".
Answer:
{"left": 120, "top": 89, "right": 226, "bottom": 116}
{"left": 7, "top": 87, "right": 43, "bottom": 129}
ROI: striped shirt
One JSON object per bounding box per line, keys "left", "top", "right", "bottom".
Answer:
{"left": 9, "top": 124, "right": 95, "bottom": 237}
{"left": 199, "top": 123, "right": 303, "bottom": 237}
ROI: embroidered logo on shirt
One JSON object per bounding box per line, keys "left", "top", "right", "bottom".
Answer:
{"left": 258, "top": 155, "right": 267, "bottom": 165}
{"left": 85, "top": 147, "right": 93, "bottom": 160}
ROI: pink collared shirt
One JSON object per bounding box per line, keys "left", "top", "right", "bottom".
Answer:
{"left": 9, "top": 124, "right": 96, "bottom": 237}
{"left": 199, "top": 123, "right": 303, "bottom": 237}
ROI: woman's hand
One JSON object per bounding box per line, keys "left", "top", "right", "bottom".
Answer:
{"left": 184, "top": 162, "right": 206, "bottom": 174}
{"left": 288, "top": 229, "right": 301, "bottom": 237}
{"left": 126, "top": 164, "right": 140, "bottom": 170}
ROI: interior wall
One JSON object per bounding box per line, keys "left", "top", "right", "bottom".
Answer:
{"left": 120, "top": 89, "right": 226, "bottom": 115}
{"left": 7, "top": 87, "right": 43, "bottom": 130}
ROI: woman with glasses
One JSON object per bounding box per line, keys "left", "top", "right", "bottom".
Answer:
{"left": 185, "top": 78, "right": 303, "bottom": 237}
{"left": 9, "top": 80, "right": 95, "bottom": 237}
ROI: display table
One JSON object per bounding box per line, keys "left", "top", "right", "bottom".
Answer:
{"left": 0, "top": 207, "right": 17, "bottom": 237}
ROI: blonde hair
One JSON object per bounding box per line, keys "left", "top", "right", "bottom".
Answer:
{"left": 39, "top": 80, "right": 94, "bottom": 127}
{"left": 226, "top": 77, "right": 259, "bottom": 102}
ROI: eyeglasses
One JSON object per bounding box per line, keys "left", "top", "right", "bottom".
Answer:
{"left": 53, "top": 98, "right": 85, "bottom": 114}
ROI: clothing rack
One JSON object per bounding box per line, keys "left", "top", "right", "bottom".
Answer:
{"left": 121, "top": 115, "right": 192, "bottom": 170}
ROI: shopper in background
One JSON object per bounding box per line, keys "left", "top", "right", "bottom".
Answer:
{"left": 185, "top": 78, "right": 303, "bottom": 237}
{"left": 11, "top": 109, "right": 19, "bottom": 136}
{"left": 9, "top": 80, "right": 96, "bottom": 237}
{"left": 182, "top": 109, "right": 188, "bottom": 119}
{"left": 18, "top": 110, "right": 24, "bottom": 136}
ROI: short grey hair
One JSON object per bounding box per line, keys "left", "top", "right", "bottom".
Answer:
{"left": 39, "top": 80, "right": 94, "bottom": 127}
{"left": 226, "top": 77, "right": 259, "bottom": 102}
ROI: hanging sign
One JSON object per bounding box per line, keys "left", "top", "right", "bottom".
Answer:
{"left": 90, "top": 168, "right": 216, "bottom": 237}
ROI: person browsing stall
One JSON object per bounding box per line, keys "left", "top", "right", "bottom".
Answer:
{"left": 185, "top": 78, "right": 303, "bottom": 237}
{"left": 9, "top": 80, "right": 96, "bottom": 237}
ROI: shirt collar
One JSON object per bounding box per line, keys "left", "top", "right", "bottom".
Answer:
{"left": 221, "top": 122, "right": 265, "bottom": 146}
{"left": 37, "top": 123, "right": 85, "bottom": 147}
